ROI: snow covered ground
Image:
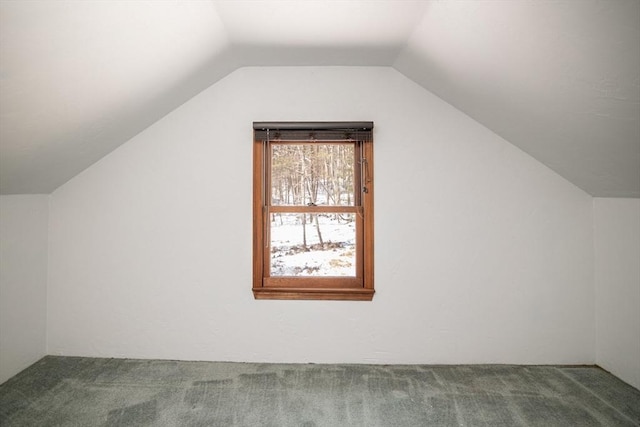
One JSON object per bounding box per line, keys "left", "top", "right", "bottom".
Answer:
{"left": 270, "top": 213, "right": 356, "bottom": 276}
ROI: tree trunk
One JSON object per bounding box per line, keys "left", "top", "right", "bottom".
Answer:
{"left": 302, "top": 214, "right": 307, "bottom": 250}
{"left": 314, "top": 214, "right": 324, "bottom": 247}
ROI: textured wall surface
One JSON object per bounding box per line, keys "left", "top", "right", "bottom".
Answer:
{"left": 0, "top": 195, "right": 48, "bottom": 384}
{"left": 48, "top": 67, "right": 594, "bottom": 365}
{"left": 3, "top": 1, "right": 638, "bottom": 198}
{"left": 594, "top": 197, "right": 640, "bottom": 389}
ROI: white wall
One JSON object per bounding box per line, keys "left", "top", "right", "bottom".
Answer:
{"left": 0, "top": 195, "right": 48, "bottom": 384}
{"left": 48, "top": 67, "right": 594, "bottom": 365}
{"left": 594, "top": 198, "right": 640, "bottom": 389}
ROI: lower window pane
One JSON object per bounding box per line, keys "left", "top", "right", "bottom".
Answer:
{"left": 270, "top": 213, "right": 356, "bottom": 276}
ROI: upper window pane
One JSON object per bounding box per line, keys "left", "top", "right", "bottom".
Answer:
{"left": 271, "top": 143, "right": 355, "bottom": 206}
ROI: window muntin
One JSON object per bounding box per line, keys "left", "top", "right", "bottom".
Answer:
{"left": 253, "top": 122, "right": 374, "bottom": 301}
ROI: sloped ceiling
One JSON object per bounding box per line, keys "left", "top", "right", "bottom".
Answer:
{"left": 1, "top": 0, "right": 638, "bottom": 196}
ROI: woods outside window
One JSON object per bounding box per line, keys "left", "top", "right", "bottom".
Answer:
{"left": 253, "top": 122, "right": 374, "bottom": 300}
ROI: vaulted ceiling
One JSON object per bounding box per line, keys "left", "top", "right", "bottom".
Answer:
{"left": 1, "top": 0, "right": 638, "bottom": 196}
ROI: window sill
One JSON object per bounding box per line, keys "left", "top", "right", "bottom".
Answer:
{"left": 253, "top": 287, "right": 374, "bottom": 301}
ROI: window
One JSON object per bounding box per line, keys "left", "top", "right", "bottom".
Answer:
{"left": 253, "top": 122, "right": 374, "bottom": 300}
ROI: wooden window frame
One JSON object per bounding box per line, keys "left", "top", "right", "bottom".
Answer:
{"left": 252, "top": 122, "right": 374, "bottom": 301}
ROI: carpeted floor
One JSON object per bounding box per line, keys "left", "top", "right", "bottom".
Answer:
{"left": 1, "top": 356, "right": 638, "bottom": 426}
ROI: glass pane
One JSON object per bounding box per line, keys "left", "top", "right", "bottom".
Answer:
{"left": 270, "top": 213, "right": 356, "bottom": 276}
{"left": 271, "top": 144, "right": 355, "bottom": 206}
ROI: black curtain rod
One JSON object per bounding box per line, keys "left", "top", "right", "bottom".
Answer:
{"left": 253, "top": 121, "right": 373, "bottom": 131}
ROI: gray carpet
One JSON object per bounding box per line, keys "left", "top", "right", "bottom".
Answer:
{"left": 1, "top": 356, "right": 638, "bottom": 426}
